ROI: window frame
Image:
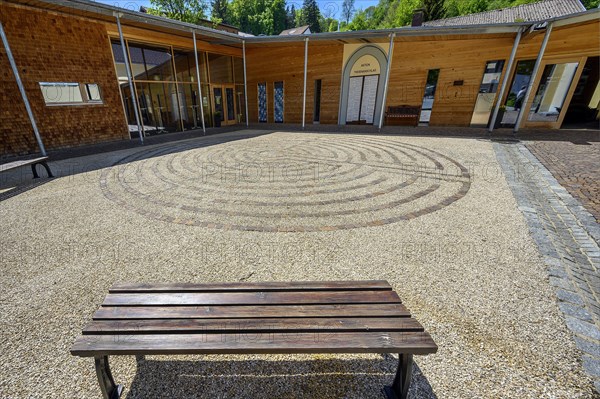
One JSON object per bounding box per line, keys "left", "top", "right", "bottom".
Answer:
{"left": 39, "top": 82, "right": 103, "bottom": 106}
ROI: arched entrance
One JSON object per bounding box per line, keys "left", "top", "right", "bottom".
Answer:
{"left": 339, "top": 45, "right": 388, "bottom": 126}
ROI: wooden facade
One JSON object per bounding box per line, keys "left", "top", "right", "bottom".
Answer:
{"left": 1, "top": 0, "right": 599, "bottom": 157}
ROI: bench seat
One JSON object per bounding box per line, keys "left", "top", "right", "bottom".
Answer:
{"left": 0, "top": 156, "right": 53, "bottom": 178}
{"left": 71, "top": 280, "right": 437, "bottom": 399}
{"left": 385, "top": 106, "right": 421, "bottom": 127}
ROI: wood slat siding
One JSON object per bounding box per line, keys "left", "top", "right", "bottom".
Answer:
{"left": 72, "top": 281, "right": 438, "bottom": 357}
{"left": 246, "top": 43, "right": 343, "bottom": 125}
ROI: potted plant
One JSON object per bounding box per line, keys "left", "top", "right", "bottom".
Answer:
{"left": 214, "top": 111, "right": 222, "bottom": 127}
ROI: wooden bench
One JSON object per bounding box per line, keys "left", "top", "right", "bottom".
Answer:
{"left": 384, "top": 106, "right": 422, "bottom": 127}
{"left": 71, "top": 280, "right": 437, "bottom": 399}
{"left": 0, "top": 156, "right": 53, "bottom": 178}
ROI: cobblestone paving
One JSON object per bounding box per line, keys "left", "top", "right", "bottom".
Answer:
{"left": 494, "top": 140, "right": 600, "bottom": 392}
{"left": 527, "top": 141, "right": 600, "bottom": 224}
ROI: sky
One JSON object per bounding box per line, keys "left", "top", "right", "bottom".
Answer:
{"left": 95, "top": 0, "right": 380, "bottom": 19}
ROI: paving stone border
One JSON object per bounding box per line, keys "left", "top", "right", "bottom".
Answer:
{"left": 494, "top": 140, "right": 600, "bottom": 392}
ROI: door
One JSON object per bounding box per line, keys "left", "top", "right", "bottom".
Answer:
{"left": 224, "top": 85, "right": 236, "bottom": 125}
{"left": 346, "top": 74, "right": 379, "bottom": 124}
{"left": 212, "top": 85, "right": 237, "bottom": 126}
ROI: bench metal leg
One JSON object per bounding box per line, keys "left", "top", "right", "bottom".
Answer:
{"left": 31, "top": 162, "right": 53, "bottom": 178}
{"left": 383, "top": 354, "right": 413, "bottom": 399}
{"left": 94, "top": 356, "right": 123, "bottom": 399}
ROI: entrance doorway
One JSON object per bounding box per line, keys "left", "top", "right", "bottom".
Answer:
{"left": 212, "top": 84, "right": 237, "bottom": 126}
{"left": 346, "top": 75, "right": 379, "bottom": 124}
{"left": 339, "top": 45, "right": 387, "bottom": 126}
{"left": 562, "top": 56, "right": 600, "bottom": 129}
{"left": 500, "top": 59, "right": 535, "bottom": 127}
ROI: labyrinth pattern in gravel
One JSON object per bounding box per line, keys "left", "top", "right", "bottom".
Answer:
{"left": 100, "top": 133, "right": 471, "bottom": 232}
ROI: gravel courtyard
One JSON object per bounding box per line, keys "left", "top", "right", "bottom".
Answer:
{"left": 0, "top": 130, "right": 593, "bottom": 398}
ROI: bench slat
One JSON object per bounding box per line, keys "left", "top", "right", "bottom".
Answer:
{"left": 103, "top": 290, "right": 401, "bottom": 306}
{"left": 71, "top": 331, "right": 438, "bottom": 357}
{"left": 110, "top": 280, "right": 392, "bottom": 293}
{"left": 94, "top": 303, "right": 410, "bottom": 319}
{"left": 0, "top": 157, "right": 48, "bottom": 172}
{"left": 83, "top": 317, "right": 424, "bottom": 334}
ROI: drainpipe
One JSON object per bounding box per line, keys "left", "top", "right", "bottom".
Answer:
{"left": 243, "top": 40, "right": 249, "bottom": 127}
{"left": 192, "top": 30, "right": 206, "bottom": 134}
{"left": 115, "top": 12, "right": 143, "bottom": 143}
{"left": 488, "top": 28, "right": 522, "bottom": 133}
{"left": 302, "top": 37, "right": 309, "bottom": 130}
{"left": 0, "top": 21, "right": 47, "bottom": 156}
{"left": 514, "top": 23, "right": 553, "bottom": 133}
{"left": 378, "top": 33, "right": 396, "bottom": 131}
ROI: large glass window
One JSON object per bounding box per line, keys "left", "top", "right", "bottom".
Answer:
{"left": 142, "top": 45, "right": 175, "bottom": 82}
{"left": 174, "top": 51, "right": 208, "bottom": 84}
{"left": 470, "top": 60, "right": 505, "bottom": 127}
{"left": 208, "top": 53, "right": 233, "bottom": 83}
{"left": 233, "top": 57, "right": 244, "bottom": 85}
{"left": 528, "top": 62, "right": 579, "bottom": 122}
{"left": 501, "top": 59, "right": 535, "bottom": 126}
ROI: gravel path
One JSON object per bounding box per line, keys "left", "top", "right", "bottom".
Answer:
{"left": 0, "top": 130, "right": 593, "bottom": 398}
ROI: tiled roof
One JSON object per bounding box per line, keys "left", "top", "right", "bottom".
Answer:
{"left": 279, "top": 25, "right": 310, "bottom": 35}
{"left": 423, "top": 0, "right": 586, "bottom": 26}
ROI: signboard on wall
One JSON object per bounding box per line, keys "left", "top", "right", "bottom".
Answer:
{"left": 350, "top": 55, "right": 380, "bottom": 77}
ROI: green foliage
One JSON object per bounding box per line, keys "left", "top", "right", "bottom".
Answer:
{"left": 210, "top": 0, "right": 229, "bottom": 23}
{"left": 581, "top": 0, "right": 600, "bottom": 7}
{"left": 148, "top": 0, "right": 208, "bottom": 24}
{"left": 301, "top": 0, "right": 321, "bottom": 33}
{"left": 229, "top": 0, "right": 287, "bottom": 35}
{"left": 423, "top": 0, "right": 445, "bottom": 21}
{"left": 342, "top": 0, "right": 356, "bottom": 24}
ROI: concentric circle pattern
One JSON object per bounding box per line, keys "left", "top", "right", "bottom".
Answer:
{"left": 100, "top": 132, "right": 471, "bottom": 232}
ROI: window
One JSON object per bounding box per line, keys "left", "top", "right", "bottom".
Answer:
{"left": 314, "top": 79, "right": 322, "bottom": 123}
{"left": 258, "top": 82, "right": 267, "bottom": 123}
{"left": 39, "top": 82, "right": 103, "bottom": 106}
{"left": 84, "top": 84, "right": 102, "bottom": 102}
{"left": 470, "top": 60, "right": 505, "bottom": 127}
{"left": 419, "top": 69, "right": 440, "bottom": 124}
{"left": 274, "top": 81, "right": 284, "bottom": 123}
{"left": 528, "top": 62, "right": 579, "bottom": 122}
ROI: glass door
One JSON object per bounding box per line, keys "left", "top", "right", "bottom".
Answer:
{"left": 224, "top": 85, "right": 236, "bottom": 125}
{"left": 501, "top": 60, "right": 535, "bottom": 127}
{"left": 212, "top": 86, "right": 224, "bottom": 125}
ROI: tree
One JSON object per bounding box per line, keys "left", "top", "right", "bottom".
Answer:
{"left": 286, "top": 5, "right": 296, "bottom": 29}
{"left": 301, "top": 0, "right": 321, "bottom": 32}
{"left": 341, "top": 0, "right": 356, "bottom": 24}
{"left": 211, "top": 0, "right": 229, "bottom": 24}
{"left": 422, "top": 0, "right": 445, "bottom": 21}
{"left": 148, "top": 0, "right": 208, "bottom": 24}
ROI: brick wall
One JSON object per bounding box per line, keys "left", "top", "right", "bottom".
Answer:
{"left": 0, "top": 3, "right": 128, "bottom": 158}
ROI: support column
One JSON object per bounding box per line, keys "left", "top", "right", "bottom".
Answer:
{"left": 243, "top": 40, "right": 249, "bottom": 127}
{"left": 115, "top": 13, "right": 143, "bottom": 143}
{"left": 0, "top": 21, "right": 47, "bottom": 156}
{"left": 302, "top": 37, "right": 309, "bottom": 130}
{"left": 192, "top": 30, "right": 206, "bottom": 134}
{"left": 514, "top": 23, "right": 553, "bottom": 133}
{"left": 488, "top": 28, "right": 522, "bottom": 133}
{"left": 378, "top": 33, "right": 395, "bottom": 131}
